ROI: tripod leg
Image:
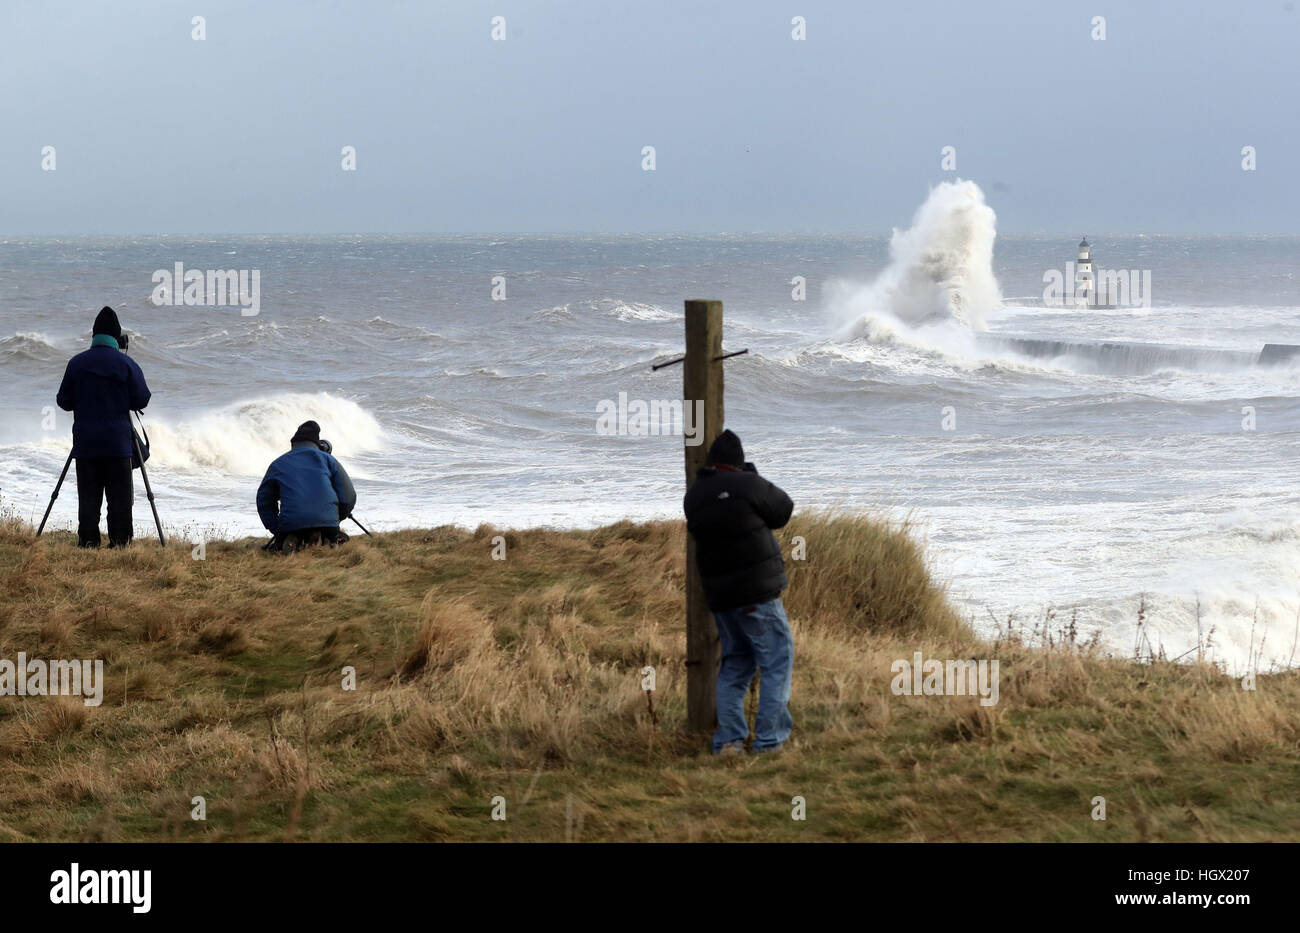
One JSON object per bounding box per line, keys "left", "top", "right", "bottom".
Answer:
{"left": 346, "top": 514, "right": 374, "bottom": 537}
{"left": 132, "top": 432, "right": 166, "bottom": 547}
{"left": 36, "top": 451, "right": 75, "bottom": 538}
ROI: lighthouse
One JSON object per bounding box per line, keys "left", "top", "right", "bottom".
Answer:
{"left": 1075, "top": 236, "right": 1093, "bottom": 306}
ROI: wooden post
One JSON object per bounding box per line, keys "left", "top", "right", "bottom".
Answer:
{"left": 683, "top": 300, "right": 724, "bottom": 732}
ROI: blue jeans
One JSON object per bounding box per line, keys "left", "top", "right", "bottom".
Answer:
{"left": 712, "top": 597, "right": 794, "bottom": 753}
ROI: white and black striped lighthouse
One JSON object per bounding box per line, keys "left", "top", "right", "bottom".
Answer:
{"left": 1075, "top": 236, "right": 1093, "bottom": 305}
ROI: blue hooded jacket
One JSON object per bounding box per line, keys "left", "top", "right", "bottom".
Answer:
{"left": 256, "top": 444, "right": 358, "bottom": 535}
{"left": 56, "top": 335, "right": 152, "bottom": 458}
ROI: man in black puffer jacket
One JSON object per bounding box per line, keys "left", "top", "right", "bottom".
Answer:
{"left": 683, "top": 429, "right": 795, "bottom": 754}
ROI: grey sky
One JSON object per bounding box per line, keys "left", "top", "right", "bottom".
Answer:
{"left": 1, "top": 0, "right": 1295, "bottom": 234}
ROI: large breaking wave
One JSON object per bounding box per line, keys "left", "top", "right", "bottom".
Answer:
{"left": 144, "top": 392, "right": 385, "bottom": 475}
{"left": 832, "top": 179, "right": 1002, "bottom": 335}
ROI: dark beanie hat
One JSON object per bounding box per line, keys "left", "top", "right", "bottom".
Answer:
{"left": 707, "top": 429, "right": 744, "bottom": 468}
{"left": 92, "top": 306, "right": 122, "bottom": 339}
{"left": 291, "top": 421, "right": 322, "bottom": 444}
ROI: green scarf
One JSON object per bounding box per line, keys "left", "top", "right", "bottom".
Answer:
{"left": 91, "top": 334, "right": 119, "bottom": 349}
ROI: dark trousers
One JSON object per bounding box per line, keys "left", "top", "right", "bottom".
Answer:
{"left": 75, "top": 457, "right": 134, "bottom": 548}
{"left": 265, "top": 527, "right": 346, "bottom": 553}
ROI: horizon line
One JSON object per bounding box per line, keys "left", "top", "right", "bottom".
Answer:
{"left": 4, "top": 230, "right": 1298, "bottom": 239}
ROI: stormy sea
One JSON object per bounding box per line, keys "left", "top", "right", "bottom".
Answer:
{"left": 3, "top": 182, "right": 1297, "bottom": 670}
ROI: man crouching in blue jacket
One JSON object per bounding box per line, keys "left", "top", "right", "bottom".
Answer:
{"left": 257, "top": 420, "right": 357, "bottom": 553}
{"left": 56, "top": 307, "right": 152, "bottom": 548}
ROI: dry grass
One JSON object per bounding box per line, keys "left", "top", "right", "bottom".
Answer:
{"left": 0, "top": 510, "right": 1297, "bottom": 841}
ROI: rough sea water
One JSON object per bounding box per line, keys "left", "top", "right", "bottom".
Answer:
{"left": 2, "top": 182, "right": 1297, "bottom": 671}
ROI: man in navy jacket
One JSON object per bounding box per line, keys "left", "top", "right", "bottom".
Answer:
{"left": 257, "top": 420, "right": 357, "bottom": 552}
{"left": 56, "top": 307, "right": 152, "bottom": 548}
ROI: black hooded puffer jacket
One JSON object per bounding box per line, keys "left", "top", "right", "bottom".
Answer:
{"left": 683, "top": 461, "right": 794, "bottom": 612}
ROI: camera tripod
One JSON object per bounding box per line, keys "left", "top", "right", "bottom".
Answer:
{"left": 35, "top": 417, "right": 167, "bottom": 547}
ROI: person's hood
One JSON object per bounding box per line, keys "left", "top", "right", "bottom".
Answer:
{"left": 706, "top": 429, "right": 745, "bottom": 468}
{"left": 93, "top": 306, "right": 122, "bottom": 340}
{"left": 290, "top": 420, "right": 322, "bottom": 445}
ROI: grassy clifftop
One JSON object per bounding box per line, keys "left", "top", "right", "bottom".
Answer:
{"left": 0, "top": 512, "right": 1297, "bottom": 842}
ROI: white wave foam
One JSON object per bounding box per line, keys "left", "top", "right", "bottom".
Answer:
{"left": 1, "top": 331, "right": 61, "bottom": 357}
{"left": 144, "top": 392, "right": 385, "bottom": 475}
{"left": 600, "top": 300, "right": 678, "bottom": 323}
{"left": 831, "top": 179, "right": 1002, "bottom": 336}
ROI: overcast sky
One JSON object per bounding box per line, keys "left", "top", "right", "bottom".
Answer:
{"left": 1, "top": 0, "right": 1295, "bottom": 234}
